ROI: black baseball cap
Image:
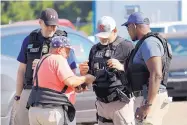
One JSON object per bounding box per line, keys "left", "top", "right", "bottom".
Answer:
{"left": 40, "top": 8, "right": 59, "bottom": 26}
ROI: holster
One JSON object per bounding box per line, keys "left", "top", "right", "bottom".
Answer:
{"left": 115, "top": 88, "right": 131, "bottom": 103}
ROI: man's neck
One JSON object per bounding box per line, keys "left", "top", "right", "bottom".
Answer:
{"left": 110, "top": 34, "right": 118, "bottom": 43}
{"left": 41, "top": 30, "right": 50, "bottom": 38}
{"left": 138, "top": 30, "right": 151, "bottom": 40}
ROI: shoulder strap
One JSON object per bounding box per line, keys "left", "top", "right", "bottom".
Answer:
{"left": 34, "top": 54, "right": 51, "bottom": 89}
{"left": 61, "top": 85, "right": 68, "bottom": 93}
{"left": 29, "top": 29, "right": 41, "bottom": 43}
{"left": 112, "top": 36, "right": 124, "bottom": 47}
{"left": 91, "top": 43, "right": 100, "bottom": 56}
{"left": 128, "top": 32, "right": 159, "bottom": 65}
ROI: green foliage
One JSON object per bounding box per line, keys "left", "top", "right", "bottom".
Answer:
{"left": 30, "top": 1, "right": 54, "bottom": 18}
{"left": 79, "top": 11, "right": 93, "bottom": 35}
{"left": 1, "top": 1, "right": 93, "bottom": 34}
{"left": 1, "top": 1, "right": 34, "bottom": 24}
{"left": 79, "top": 23, "right": 93, "bottom": 36}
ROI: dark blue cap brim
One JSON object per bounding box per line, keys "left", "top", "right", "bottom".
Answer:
{"left": 121, "top": 22, "right": 128, "bottom": 27}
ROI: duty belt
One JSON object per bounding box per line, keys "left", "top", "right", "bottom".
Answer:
{"left": 134, "top": 89, "right": 167, "bottom": 97}
{"left": 97, "top": 92, "right": 118, "bottom": 103}
{"left": 97, "top": 91, "right": 133, "bottom": 103}
{"left": 96, "top": 113, "right": 113, "bottom": 123}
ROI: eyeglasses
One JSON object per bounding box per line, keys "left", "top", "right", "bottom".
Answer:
{"left": 127, "top": 23, "right": 137, "bottom": 30}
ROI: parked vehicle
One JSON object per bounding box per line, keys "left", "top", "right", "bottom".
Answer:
{"left": 12, "top": 19, "right": 76, "bottom": 29}
{"left": 161, "top": 32, "right": 187, "bottom": 99}
{"left": 88, "top": 35, "right": 99, "bottom": 44}
{"left": 1, "top": 24, "right": 94, "bottom": 125}
{"left": 150, "top": 21, "right": 187, "bottom": 33}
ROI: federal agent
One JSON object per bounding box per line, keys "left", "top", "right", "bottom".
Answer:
{"left": 122, "top": 12, "right": 172, "bottom": 125}
{"left": 79, "top": 16, "right": 135, "bottom": 125}
{"left": 12, "top": 8, "right": 77, "bottom": 125}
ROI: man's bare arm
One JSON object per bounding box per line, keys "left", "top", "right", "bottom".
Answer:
{"left": 79, "top": 61, "right": 89, "bottom": 76}
{"left": 16, "top": 63, "right": 26, "bottom": 96}
{"left": 146, "top": 56, "right": 162, "bottom": 104}
{"left": 64, "top": 74, "right": 95, "bottom": 88}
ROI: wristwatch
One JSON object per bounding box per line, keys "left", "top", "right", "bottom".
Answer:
{"left": 144, "top": 100, "right": 152, "bottom": 107}
{"left": 14, "top": 96, "right": 20, "bottom": 101}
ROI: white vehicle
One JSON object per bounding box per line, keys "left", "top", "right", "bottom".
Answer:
{"left": 150, "top": 21, "right": 187, "bottom": 33}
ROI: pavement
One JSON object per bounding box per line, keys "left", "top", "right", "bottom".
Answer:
{"left": 88, "top": 101, "right": 187, "bottom": 125}
{"left": 162, "top": 101, "right": 187, "bottom": 125}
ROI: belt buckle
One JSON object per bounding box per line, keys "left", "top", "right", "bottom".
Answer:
{"left": 158, "top": 89, "right": 166, "bottom": 93}
{"left": 134, "top": 91, "right": 142, "bottom": 97}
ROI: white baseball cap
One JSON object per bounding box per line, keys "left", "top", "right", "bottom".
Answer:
{"left": 95, "top": 16, "right": 116, "bottom": 38}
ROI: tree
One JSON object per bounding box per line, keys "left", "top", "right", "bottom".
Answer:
{"left": 1, "top": 1, "right": 93, "bottom": 35}
{"left": 1, "top": 1, "right": 34, "bottom": 24}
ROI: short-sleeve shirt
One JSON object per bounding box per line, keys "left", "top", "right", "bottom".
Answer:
{"left": 17, "top": 35, "right": 77, "bottom": 69}
{"left": 33, "top": 54, "right": 76, "bottom": 104}
{"left": 133, "top": 36, "right": 166, "bottom": 89}
{"left": 88, "top": 36, "right": 134, "bottom": 97}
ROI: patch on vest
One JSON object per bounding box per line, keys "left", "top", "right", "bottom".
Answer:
{"left": 29, "top": 47, "right": 40, "bottom": 53}
{"left": 27, "top": 44, "right": 33, "bottom": 49}
{"left": 95, "top": 51, "right": 105, "bottom": 58}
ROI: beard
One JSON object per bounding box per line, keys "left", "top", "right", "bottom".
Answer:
{"left": 100, "top": 39, "right": 110, "bottom": 45}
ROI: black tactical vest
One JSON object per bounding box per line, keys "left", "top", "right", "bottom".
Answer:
{"left": 90, "top": 36, "right": 131, "bottom": 98}
{"left": 27, "top": 55, "right": 75, "bottom": 123}
{"left": 23, "top": 29, "right": 68, "bottom": 89}
{"left": 126, "top": 32, "right": 172, "bottom": 92}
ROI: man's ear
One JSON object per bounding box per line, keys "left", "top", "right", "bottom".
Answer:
{"left": 113, "top": 27, "right": 117, "bottom": 33}
{"left": 133, "top": 24, "right": 137, "bottom": 29}
{"left": 39, "top": 19, "right": 42, "bottom": 25}
{"left": 56, "top": 48, "right": 61, "bottom": 54}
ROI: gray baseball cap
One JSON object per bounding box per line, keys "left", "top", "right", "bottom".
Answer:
{"left": 95, "top": 16, "right": 116, "bottom": 38}
{"left": 40, "top": 8, "right": 59, "bottom": 26}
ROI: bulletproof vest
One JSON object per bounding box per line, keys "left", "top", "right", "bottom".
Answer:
{"left": 126, "top": 32, "right": 172, "bottom": 92}
{"left": 90, "top": 37, "right": 130, "bottom": 97}
{"left": 24, "top": 29, "right": 68, "bottom": 89}
{"left": 27, "top": 55, "right": 75, "bottom": 122}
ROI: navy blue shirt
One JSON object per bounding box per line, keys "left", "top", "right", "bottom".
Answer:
{"left": 17, "top": 35, "right": 77, "bottom": 70}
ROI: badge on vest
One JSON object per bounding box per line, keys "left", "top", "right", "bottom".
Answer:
{"left": 27, "top": 44, "right": 33, "bottom": 49}
{"left": 42, "top": 44, "right": 49, "bottom": 54}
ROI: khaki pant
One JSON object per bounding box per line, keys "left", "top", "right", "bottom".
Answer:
{"left": 134, "top": 92, "right": 170, "bottom": 125}
{"left": 96, "top": 98, "right": 135, "bottom": 125}
{"left": 29, "top": 107, "right": 72, "bottom": 125}
{"left": 11, "top": 89, "right": 76, "bottom": 125}
{"left": 13, "top": 89, "right": 31, "bottom": 125}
